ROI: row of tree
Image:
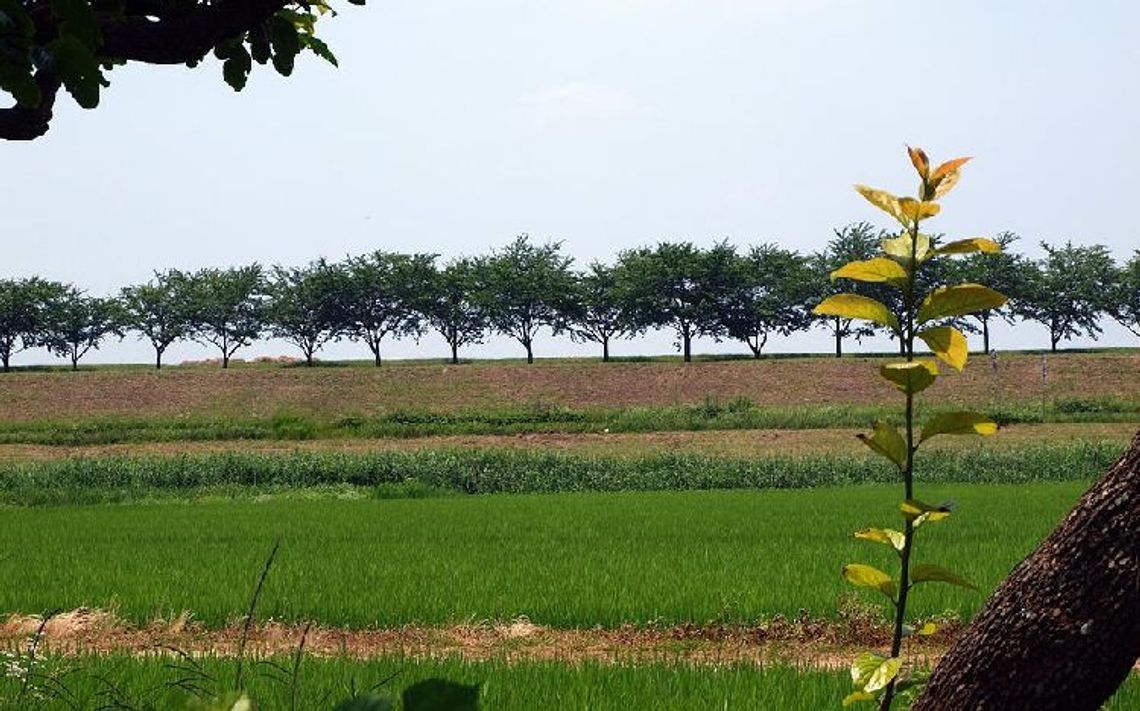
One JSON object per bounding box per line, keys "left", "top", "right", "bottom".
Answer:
{"left": 1, "top": 230, "right": 1137, "bottom": 371}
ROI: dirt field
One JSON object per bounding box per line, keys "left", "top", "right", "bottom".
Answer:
{"left": 0, "top": 423, "right": 1132, "bottom": 463}
{"left": 0, "top": 353, "right": 1134, "bottom": 423}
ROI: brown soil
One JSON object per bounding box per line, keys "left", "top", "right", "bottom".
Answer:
{"left": 0, "top": 423, "right": 1132, "bottom": 463}
{"left": 0, "top": 353, "right": 1134, "bottom": 423}
{"left": 0, "top": 608, "right": 954, "bottom": 669}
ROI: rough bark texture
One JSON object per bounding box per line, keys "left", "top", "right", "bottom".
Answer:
{"left": 913, "top": 429, "right": 1140, "bottom": 710}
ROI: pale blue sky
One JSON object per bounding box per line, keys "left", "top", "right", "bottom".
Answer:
{"left": 6, "top": 0, "right": 1138, "bottom": 364}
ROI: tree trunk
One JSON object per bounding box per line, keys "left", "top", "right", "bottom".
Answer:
{"left": 155, "top": 349, "right": 163, "bottom": 370}
{"left": 2, "top": 353, "right": 9, "bottom": 373}
{"left": 982, "top": 318, "right": 990, "bottom": 354}
{"left": 374, "top": 349, "right": 382, "bottom": 367}
{"left": 525, "top": 340, "right": 533, "bottom": 364}
{"left": 305, "top": 351, "right": 314, "bottom": 367}
{"left": 71, "top": 353, "right": 79, "bottom": 371}
{"left": 222, "top": 353, "right": 230, "bottom": 369}
{"left": 450, "top": 340, "right": 459, "bottom": 365}
{"left": 602, "top": 337, "right": 610, "bottom": 363}
{"left": 835, "top": 319, "right": 843, "bottom": 358}
{"left": 913, "top": 430, "right": 1140, "bottom": 710}
{"left": 683, "top": 333, "right": 692, "bottom": 363}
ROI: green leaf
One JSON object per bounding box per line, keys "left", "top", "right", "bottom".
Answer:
{"left": 865, "top": 657, "right": 902, "bottom": 693}
{"left": 813, "top": 294, "right": 900, "bottom": 332}
{"left": 934, "top": 237, "right": 1002, "bottom": 255}
{"left": 51, "top": 0, "right": 102, "bottom": 49}
{"left": 269, "top": 15, "right": 302, "bottom": 76}
{"left": 842, "top": 563, "right": 897, "bottom": 600}
{"left": 856, "top": 421, "right": 907, "bottom": 469}
{"left": 917, "top": 284, "right": 1007, "bottom": 324}
{"left": 829, "top": 258, "right": 908, "bottom": 286}
{"left": 911, "top": 563, "right": 978, "bottom": 591}
{"left": 854, "top": 528, "right": 905, "bottom": 552}
{"left": 333, "top": 695, "right": 394, "bottom": 711}
{"left": 879, "top": 360, "right": 938, "bottom": 394}
{"left": 850, "top": 651, "right": 885, "bottom": 687}
{"left": 842, "top": 691, "right": 876, "bottom": 707}
{"left": 302, "top": 35, "right": 339, "bottom": 66}
{"left": 920, "top": 412, "right": 998, "bottom": 443}
{"left": 48, "top": 35, "right": 107, "bottom": 108}
{"left": 881, "top": 233, "right": 932, "bottom": 264}
{"left": 917, "top": 326, "right": 969, "bottom": 372}
{"left": 215, "top": 42, "right": 252, "bottom": 91}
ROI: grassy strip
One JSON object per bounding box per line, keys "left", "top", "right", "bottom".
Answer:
{"left": 6, "top": 654, "right": 1140, "bottom": 710}
{"left": 0, "top": 397, "right": 1135, "bottom": 446}
{"left": 0, "top": 484, "right": 1096, "bottom": 627}
{"left": 0, "top": 441, "right": 1123, "bottom": 506}
{"left": 5, "top": 653, "right": 1137, "bottom": 710}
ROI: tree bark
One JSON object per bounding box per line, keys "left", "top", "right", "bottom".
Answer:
{"left": 525, "top": 340, "right": 533, "bottom": 364}
{"left": 835, "top": 319, "right": 843, "bottom": 358}
{"left": 913, "top": 430, "right": 1140, "bottom": 710}
{"left": 155, "top": 349, "right": 163, "bottom": 370}
{"left": 682, "top": 333, "right": 692, "bottom": 363}
{"left": 982, "top": 318, "right": 990, "bottom": 354}
{"left": 450, "top": 340, "right": 459, "bottom": 365}
{"left": 602, "top": 337, "right": 610, "bottom": 363}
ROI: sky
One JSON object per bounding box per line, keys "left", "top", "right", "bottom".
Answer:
{"left": 4, "top": 0, "right": 1139, "bottom": 365}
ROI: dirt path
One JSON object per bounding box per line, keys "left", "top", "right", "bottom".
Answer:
{"left": 0, "top": 609, "right": 954, "bottom": 669}
{"left": 0, "top": 423, "right": 1133, "bottom": 463}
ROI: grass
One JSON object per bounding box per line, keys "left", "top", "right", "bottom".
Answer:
{"left": 0, "top": 397, "right": 1134, "bottom": 446}
{"left": 0, "top": 440, "right": 1122, "bottom": 506}
{"left": 0, "top": 483, "right": 1094, "bottom": 628}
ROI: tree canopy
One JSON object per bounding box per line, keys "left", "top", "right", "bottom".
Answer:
{"left": 0, "top": 0, "right": 363, "bottom": 140}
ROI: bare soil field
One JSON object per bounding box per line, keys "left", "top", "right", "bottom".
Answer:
{"left": 0, "top": 608, "right": 950, "bottom": 669}
{"left": 0, "top": 353, "right": 1134, "bottom": 423}
{"left": 0, "top": 423, "right": 1132, "bottom": 463}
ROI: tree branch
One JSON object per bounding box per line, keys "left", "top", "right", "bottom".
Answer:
{"left": 0, "top": 0, "right": 291, "bottom": 139}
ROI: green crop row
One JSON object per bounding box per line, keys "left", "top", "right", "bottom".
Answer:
{"left": 0, "top": 484, "right": 1095, "bottom": 627}
{"left": 0, "top": 396, "right": 1135, "bottom": 446}
{"left": 0, "top": 440, "right": 1123, "bottom": 507}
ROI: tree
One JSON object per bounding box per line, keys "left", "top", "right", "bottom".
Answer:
{"left": 335, "top": 251, "right": 434, "bottom": 366}
{"left": 0, "top": 0, "right": 364, "bottom": 141}
{"left": 264, "top": 261, "right": 343, "bottom": 367}
{"left": 188, "top": 265, "right": 266, "bottom": 368}
{"left": 615, "top": 241, "right": 732, "bottom": 363}
{"left": 120, "top": 270, "right": 196, "bottom": 369}
{"left": 716, "top": 244, "right": 817, "bottom": 358}
{"left": 1016, "top": 241, "right": 1116, "bottom": 352}
{"left": 813, "top": 223, "right": 886, "bottom": 357}
{"left": 419, "top": 258, "right": 487, "bottom": 365}
{"left": 946, "top": 231, "right": 1030, "bottom": 353}
{"left": 42, "top": 287, "right": 123, "bottom": 370}
{"left": 564, "top": 262, "right": 641, "bottom": 362}
{"left": 478, "top": 235, "right": 575, "bottom": 364}
{"left": 0, "top": 277, "right": 67, "bottom": 372}
{"left": 1110, "top": 251, "right": 1140, "bottom": 344}
{"left": 914, "top": 431, "right": 1140, "bottom": 710}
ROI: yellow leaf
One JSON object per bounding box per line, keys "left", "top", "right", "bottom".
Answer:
{"left": 920, "top": 411, "right": 999, "bottom": 443}
{"left": 917, "top": 326, "right": 969, "bottom": 372}
{"left": 900, "top": 499, "right": 953, "bottom": 526}
{"left": 881, "top": 233, "right": 932, "bottom": 264}
{"left": 855, "top": 527, "right": 906, "bottom": 552}
{"left": 907, "top": 146, "right": 929, "bottom": 179}
{"left": 850, "top": 652, "right": 884, "bottom": 687}
{"left": 879, "top": 360, "right": 939, "bottom": 394}
{"left": 917, "top": 284, "right": 1008, "bottom": 324}
{"left": 813, "top": 294, "right": 900, "bottom": 332}
{"left": 854, "top": 184, "right": 904, "bottom": 223}
{"left": 856, "top": 420, "right": 907, "bottom": 469}
{"left": 916, "top": 622, "right": 938, "bottom": 636}
{"left": 934, "top": 237, "right": 1002, "bottom": 255}
{"left": 830, "top": 258, "right": 908, "bottom": 286}
{"left": 842, "top": 563, "right": 897, "bottom": 599}
{"left": 898, "top": 197, "right": 941, "bottom": 223}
